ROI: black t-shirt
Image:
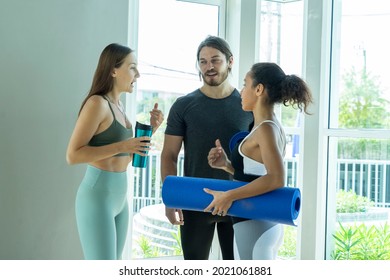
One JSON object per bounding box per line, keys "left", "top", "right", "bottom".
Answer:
{"left": 165, "top": 88, "right": 253, "bottom": 180}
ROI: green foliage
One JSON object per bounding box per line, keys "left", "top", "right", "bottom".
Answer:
{"left": 337, "top": 67, "right": 390, "bottom": 159}
{"left": 135, "top": 235, "right": 164, "bottom": 258}
{"left": 336, "top": 189, "right": 374, "bottom": 213}
{"left": 281, "top": 105, "right": 298, "bottom": 127}
{"left": 339, "top": 67, "right": 389, "bottom": 129}
{"left": 331, "top": 223, "right": 390, "bottom": 260}
{"left": 133, "top": 227, "right": 182, "bottom": 259}
{"left": 331, "top": 222, "right": 362, "bottom": 260}
{"left": 277, "top": 225, "right": 297, "bottom": 259}
{"left": 276, "top": 191, "right": 375, "bottom": 260}
{"left": 170, "top": 228, "right": 183, "bottom": 256}
{"left": 337, "top": 138, "right": 390, "bottom": 160}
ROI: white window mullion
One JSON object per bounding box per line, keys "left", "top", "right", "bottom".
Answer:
{"left": 297, "top": 0, "right": 331, "bottom": 260}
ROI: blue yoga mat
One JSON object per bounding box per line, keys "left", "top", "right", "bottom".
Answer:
{"left": 229, "top": 131, "right": 249, "bottom": 152}
{"left": 162, "top": 176, "right": 301, "bottom": 226}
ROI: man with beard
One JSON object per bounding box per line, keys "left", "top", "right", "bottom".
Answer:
{"left": 161, "top": 36, "right": 253, "bottom": 260}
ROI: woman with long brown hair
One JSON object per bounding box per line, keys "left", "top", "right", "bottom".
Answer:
{"left": 66, "top": 43, "right": 164, "bottom": 259}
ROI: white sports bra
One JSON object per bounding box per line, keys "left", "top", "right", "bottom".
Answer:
{"left": 238, "top": 120, "right": 286, "bottom": 176}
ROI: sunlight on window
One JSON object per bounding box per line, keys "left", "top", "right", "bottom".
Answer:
{"left": 130, "top": 0, "right": 220, "bottom": 259}
{"left": 327, "top": 0, "right": 390, "bottom": 260}
{"left": 331, "top": 0, "right": 390, "bottom": 129}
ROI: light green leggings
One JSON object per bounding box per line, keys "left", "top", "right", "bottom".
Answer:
{"left": 75, "top": 165, "right": 129, "bottom": 260}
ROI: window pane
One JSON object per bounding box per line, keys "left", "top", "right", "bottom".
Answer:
{"left": 131, "top": 0, "right": 220, "bottom": 259}
{"left": 326, "top": 137, "right": 390, "bottom": 260}
{"left": 330, "top": 0, "right": 390, "bottom": 129}
{"left": 135, "top": 0, "right": 219, "bottom": 149}
{"left": 326, "top": 0, "right": 390, "bottom": 260}
{"left": 259, "top": 0, "right": 304, "bottom": 128}
{"left": 258, "top": 0, "right": 304, "bottom": 260}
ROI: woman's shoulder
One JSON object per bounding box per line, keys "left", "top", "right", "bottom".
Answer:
{"left": 258, "top": 120, "right": 282, "bottom": 130}
{"left": 86, "top": 94, "right": 106, "bottom": 105}
{"left": 84, "top": 95, "right": 109, "bottom": 110}
{"left": 253, "top": 121, "right": 280, "bottom": 139}
{"left": 254, "top": 120, "right": 285, "bottom": 148}
{"left": 81, "top": 95, "right": 109, "bottom": 118}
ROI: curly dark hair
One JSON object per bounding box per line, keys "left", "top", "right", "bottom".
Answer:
{"left": 249, "top": 62, "right": 313, "bottom": 114}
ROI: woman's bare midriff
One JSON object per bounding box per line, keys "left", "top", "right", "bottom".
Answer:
{"left": 90, "top": 155, "right": 133, "bottom": 172}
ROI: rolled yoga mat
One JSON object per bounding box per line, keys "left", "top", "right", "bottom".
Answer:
{"left": 229, "top": 131, "right": 249, "bottom": 152}
{"left": 162, "top": 175, "right": 301, "bottom": 226}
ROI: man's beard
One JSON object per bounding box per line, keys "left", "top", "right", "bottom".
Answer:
{"left": 201, "top": 71, "right": 229, "bottom": 87}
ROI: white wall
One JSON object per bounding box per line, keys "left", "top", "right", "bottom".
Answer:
{"left": 0, "top": 0, "right": 130, "bottom": 259}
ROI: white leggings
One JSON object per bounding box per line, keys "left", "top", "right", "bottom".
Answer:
{"left": 233, "top": 220, "right": 284, "bottom": 260}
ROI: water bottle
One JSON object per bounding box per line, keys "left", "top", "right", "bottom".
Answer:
{"left": 132, "top": 121, "right": 153, "bottom": 168}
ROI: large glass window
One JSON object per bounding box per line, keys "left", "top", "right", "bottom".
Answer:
{"left": 329, "top": 0, "right": 390, "bottom": 130}
{"left": 259, "top": 0, "right": 304, "bottom": 127}
{"left": 128, "top": 0, "right": 221, "bottom": 259}
{"left": 326, "top": 0, "right": 390, "bottom": 260}
{"left": 126, "top": 0, "right": 390, "bottom": 261}
{"left": 258, "top": 0, "right": 304, "bottom": 259}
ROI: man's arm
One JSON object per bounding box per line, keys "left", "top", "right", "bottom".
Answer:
{"left": 161, "top": 134, "right": 184, "bottom": 225}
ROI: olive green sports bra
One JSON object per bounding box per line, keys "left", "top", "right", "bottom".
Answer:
{"left": 88, "top": 96, "right": 133, "bottom": 157}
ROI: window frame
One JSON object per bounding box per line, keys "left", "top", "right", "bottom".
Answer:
{"left": 125, "top": 0, "right": 390, "bottom": 260}
{"left": 324, "top": 0, "right": 390, "bottom": 260}
{"left": 124, "top": 0, "right": 227, "bottom": 260}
